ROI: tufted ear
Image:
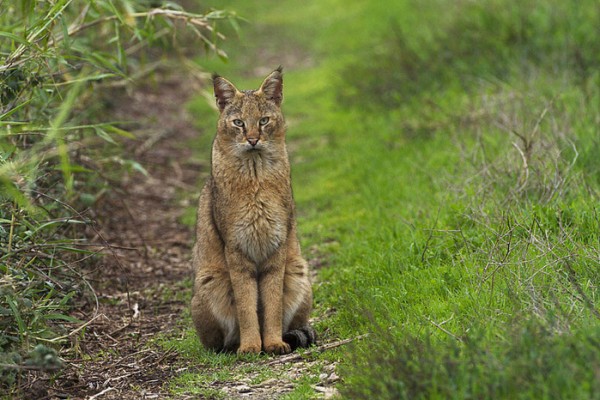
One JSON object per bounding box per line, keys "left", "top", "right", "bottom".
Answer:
{"left": 258, "top": 66, "right": 283, "bottom": 106}
{"left": 213, "top": 74, "right": 238, "bottom": 112}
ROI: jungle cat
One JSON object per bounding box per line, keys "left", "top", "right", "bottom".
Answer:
{"left": 190, "top": 67, "right": 316, "bottom": 354}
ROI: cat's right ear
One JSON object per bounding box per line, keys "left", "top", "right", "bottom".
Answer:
{"left": 213, "top": 74, "right": 238, "bottom": 112}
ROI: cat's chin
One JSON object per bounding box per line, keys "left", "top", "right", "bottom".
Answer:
{"left": 244, "top": 145, "right": 263, "bottom": 152}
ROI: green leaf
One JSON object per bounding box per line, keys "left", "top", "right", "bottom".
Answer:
{"left": 67, "top": 165, "right": 94, "bottom": 173}
{"left": 94, "top": 127, "right": 117, "bottom": 144}
{"left": 0, "top": 99, "right": 32, "bottom": 121}
{"left": 217, "top": 49, "right": 229, "bottom": 62}
{"left": 53, "top": 246, "right": 93, "bottom": 254}
{"left": 86, "top": 52, "right": 126, "bottom": 77}
{"left": 44, "top": 313, "right": 81, "bottom": 323}
{"left": 124, "top": 160, "right": 149, "bottom": 177}
{"left": 0, "top": 31, "right": 30, "bottom": 46}
{"left": 105, "top": 125, "right": 135, "bottom": 139}
{"left": 0, "top": 176, "right": 37, "bottom": 214}
{"left": 5, "top": 296, "right": 26, "bottom": 335}
{"left": 228, "top": 16, "right": 242, "bottom": 35}
{"left": 55, "top": 73, "right": 117, "bottom": 85}
{"left": 24, "top": 219, "right": 86, "bottom": 239}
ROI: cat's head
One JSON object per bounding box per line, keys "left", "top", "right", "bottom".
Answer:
{"left": 213, "top": 67, "right": 285, "bottom": 153}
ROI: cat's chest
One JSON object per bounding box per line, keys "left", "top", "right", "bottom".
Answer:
{"left": 230, "top": 188, "right": 289, "bottom": 264}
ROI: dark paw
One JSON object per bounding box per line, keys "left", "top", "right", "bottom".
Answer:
{"left": 282, "top": 326, "right": 317, "bottom": 350}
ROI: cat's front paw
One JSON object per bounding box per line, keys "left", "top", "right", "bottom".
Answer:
{"left": 263, "top": 340, "right": 291, "bottom": 355}
{"left": 237, "top": 342, "right": 261, "bottom": 355}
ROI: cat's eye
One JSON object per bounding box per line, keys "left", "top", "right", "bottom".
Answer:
{"left": 233, "top": 119, "right": 245, "bottom": 127}
{"left": 259, "top": 117, "right": 270, "bottom": 126}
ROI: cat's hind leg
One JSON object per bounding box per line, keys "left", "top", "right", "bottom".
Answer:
{"left": 281, "top": 256, "right": 316, "bottom": 350}
{"left": 191, "top": 270, "right": 239, "bottom": 352}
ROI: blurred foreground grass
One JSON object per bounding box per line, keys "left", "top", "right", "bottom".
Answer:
{"left": 0, "top": 0, "right": 235, "bottom": 391}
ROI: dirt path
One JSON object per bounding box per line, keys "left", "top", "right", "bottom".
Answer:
{"left": 26, "top": 73, "right": 203, "bottom": 399}
{"left": 27, "top": 71, "right": 339, "bottom": 399}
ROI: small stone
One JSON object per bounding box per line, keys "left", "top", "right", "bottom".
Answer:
{"left": 327, "top": 372, "right": 340, "bottom": 383}
{"left": 235, "top": 384, "right": 252, "bottom": 393}
{"left": 324, "top": 387, "right": 340, "bottom": 399}
{"left": 315, "top": 386, "right": 340, "bottom": 398}
{"left": 323, "top": 363, "right": 337, "bottom": 373}
{"left": 258, "top": 378, "right": 278, "bottom": 387}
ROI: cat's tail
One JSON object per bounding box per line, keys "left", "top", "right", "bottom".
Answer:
{"left": 283, "top": 325, "right": 317, "bottom": 350}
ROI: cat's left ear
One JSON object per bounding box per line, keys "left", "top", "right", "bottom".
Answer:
{"left": 259, "top": 66, "right": 283, "bottom": 106}
{"left": 213, "top": 74, "right": 239, "bottom": 112}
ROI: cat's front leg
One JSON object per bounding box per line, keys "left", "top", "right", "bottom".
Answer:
{"left": 259, "top": 248, "right": 291, "bottom": 355}
{"left": 226, "top": 249, "right": 261, "bottom": 354}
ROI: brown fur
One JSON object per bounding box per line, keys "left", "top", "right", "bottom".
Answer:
{"left": 190, "top": 67, "right": 314, "bottom": 355}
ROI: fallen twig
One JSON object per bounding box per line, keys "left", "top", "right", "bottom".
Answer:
{"left": 563, "top": 261, "right": 600, "bottom": 321}
{"left": 88, "top": 387, "right": 115, "bottom": 400}
{"left": 45, "top": 314, "right": 106, "bottom": 343}
{"left": 512, "top": 141, "right": 530, "bottom": 192}
{"left": 264, "top": 334, "right": 369, "bottom": 366}
{"left": 426, "top": 316, "right": 463, "bottom": 342}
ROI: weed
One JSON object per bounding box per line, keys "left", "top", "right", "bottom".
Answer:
{"left": 341, "top": 320, "right": 600, "bottom": 399}
{"left": 0, "top": 0, "right": 236, "bottom": 391}
{"left": 338, "top": 0, "right": 600, "bottom": 108}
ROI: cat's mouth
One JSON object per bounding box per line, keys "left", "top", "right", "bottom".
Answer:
{"left": 245, "top": 143, "right": 263, "bottom": 152}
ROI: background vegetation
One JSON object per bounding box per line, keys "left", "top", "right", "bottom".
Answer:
{"left": 180, "top": 0, "right": 600, "bottom": 398}
{"left": 0, "top": 0, "right": 234, "bottom": 390}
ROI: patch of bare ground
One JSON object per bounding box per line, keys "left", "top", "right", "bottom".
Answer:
{"left": 35, "top": 72, "right": 202, "bottom": 400}
{"left": 17, "top": 71, "right": 340, "bottom": 400}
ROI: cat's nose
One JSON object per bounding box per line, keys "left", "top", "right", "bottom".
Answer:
{"left": 247, "top": 138, "right": 259, "bottom": 146}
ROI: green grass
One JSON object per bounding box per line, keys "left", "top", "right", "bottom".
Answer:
{"left": 168, "top": 0, "right": 600, "bottom": 398}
